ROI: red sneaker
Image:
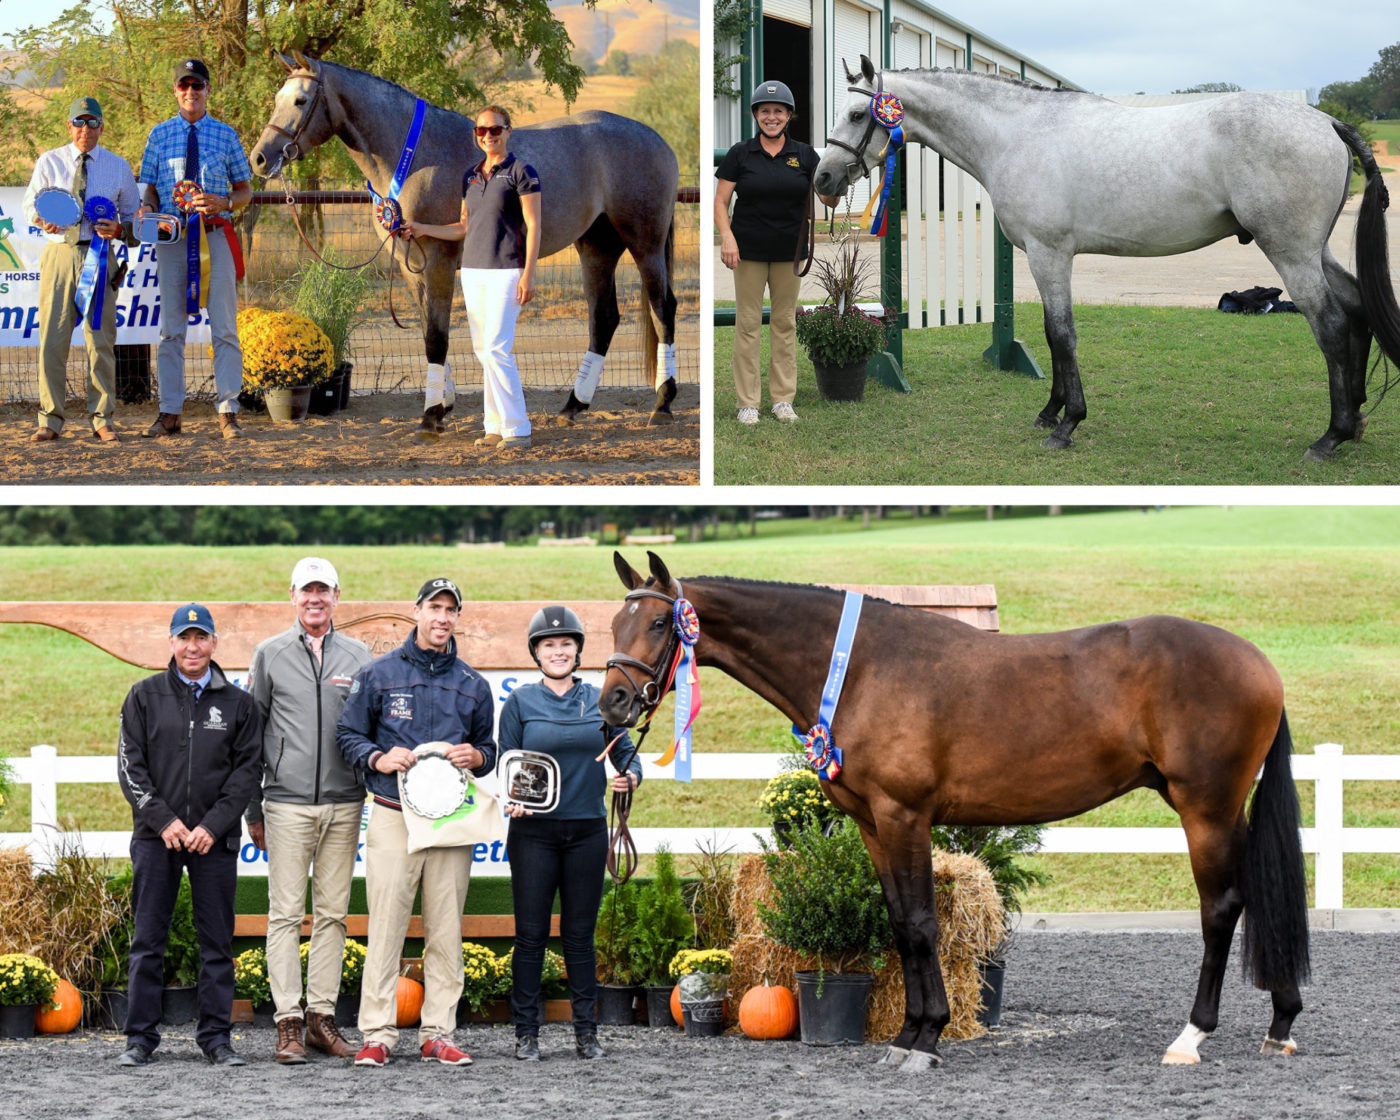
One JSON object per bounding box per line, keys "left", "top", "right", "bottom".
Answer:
{"left": 420, "top": 1037, "right": 473, "bottom": 1066}
{"left": 354, "top": 1042, "right": 391, "bottom": 1067}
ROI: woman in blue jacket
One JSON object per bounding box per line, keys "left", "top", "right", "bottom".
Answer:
{"left": 499, "top": 605, "right": 641, "bottom": 1062}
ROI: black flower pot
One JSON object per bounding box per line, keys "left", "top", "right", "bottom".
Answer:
{"left": 307, "top": 373, "right": 342, "bottom": 415}
{"left": 595, "top": 984, "right": 639, "bottom": 1025}
{"left": 977, "top": 961, "right": 1006, "bottom": 1029}
{"left": 0, "top": 1002, "right": 37, "bottom": 1039}
{"left": 335, "top": 990, "right": 360, "bottom": 1025}
{"left": 812, "top": 359, "right": 868, "bottom": 402}
{"left": 644, "top": 985, "right": 678, "bottom": 1029}
{"left": 794, "top": 971, "right": 871, "bottom": 1046}
{"left": 336, "top": 362, "right": 353, "bottom": 410}
{"left": 681, "top": 1000, "right": 726, "bottom": 1037}
{"left": 97, "top": 986, "right": 129, "bottom": 1030}
{"left": 160, "top": 984, "right": 198, "bottom": 1025}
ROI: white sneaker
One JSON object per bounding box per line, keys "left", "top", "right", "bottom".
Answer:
{"left": 772, "top": 402, "right": 799, "bottom": 422}
{"left": 737, "top": 407, "right": 759, "bottom": 425}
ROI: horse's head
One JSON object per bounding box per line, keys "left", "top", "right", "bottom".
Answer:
{"left": 813, "top": 54, "right": 884, "bottom": 198}
{"left": 599, "top": 551, "right": 683, "bottom": 727}
{"left": 249, "top": 51, "right": 335, "bottom": 179}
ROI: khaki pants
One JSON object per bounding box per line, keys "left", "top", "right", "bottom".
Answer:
{"left": 36, "top": 241, "right": 117, "bottom": 433}
{"left": 732, "top": 258, "right": 802, "bottom": 410}
{"left": 263, "top": 799, "right": 362, "bottom": 1022}
{"left": 358, "top": 805, "right": 472, "bottom": 1047}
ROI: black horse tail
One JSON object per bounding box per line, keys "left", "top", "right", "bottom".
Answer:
{"left": 1240, "top": 708, "right": 1311, "bottom": 991}
{"left": 1333, "top": 121, "right": 1400, "bottom": 371}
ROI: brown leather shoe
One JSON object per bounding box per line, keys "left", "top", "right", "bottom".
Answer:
{"left": 141, "top": 413, "right": 181, "bottom": 438}
{"left": 93, "top": 424, "right": 120, "bottom": 443}
{"left": 275, "top": 1015, "right": 307, "bottom": 1065}
{"left": 31, "top": 427, "right": 59, "bottom": 442}
{"left": 218, "top": 413, "right": 243, "bottom": 440}
{"left": 305, "top": 1011, "right": 356, "bottom": 1058}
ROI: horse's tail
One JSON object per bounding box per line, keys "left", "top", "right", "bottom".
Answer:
{"left": 1240, "top": 707, "right": 1311, "bottom": 991}
{"left": 1333, "top": 121, "right": 1400, "bottom": 370}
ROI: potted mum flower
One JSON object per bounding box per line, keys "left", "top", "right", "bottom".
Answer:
{"left": 298, "top": 936, "right": 368, "bottom": 1023}
{"left": 459, "top": 941, "right": 500, "bottom": 1018}
{"left": 233, "top": 946, "right": 273, "bottom": 1024}
{"left": 795, "top": 234, "right": 890, "bottom": 402}
{"left": 237, "top": 308, "right": 334, "bottom": 422}
{"left": 0, "top": 953, "right": 61, "bottom": 1039}
{"left": 758, "top": 768, "right": 841, "bottom": 848}
{"left": 669, "top": 948, "right": 732, "bottom": 1037}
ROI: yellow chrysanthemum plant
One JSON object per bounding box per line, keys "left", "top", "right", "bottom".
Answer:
{"left": 0, "top": 953, "right": 61, "bottom": 1007}
{"left": 669, "top": 948, "right": 732, "bottom": 1004}
{"left": 460, "top": 941, "right": 498, "bottom": 1013}
{"left": 299, "top": 937, "right": 367, "bottom": 994}
{"left": 238, "top": 307, "right": 334, "bottom": 392}
{"left": 758, "top": 768, "right": 841, "bottom": 844}
{"left": 233, "top": 947, "right": 272, "bottom": 1006}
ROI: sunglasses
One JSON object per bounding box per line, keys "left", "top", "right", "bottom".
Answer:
{"left": 177, "top": 80, "right": 208, "bottom": 91}
{"left": 474, "top": 124, "right": 508, "bottom": 138}
{"left": 69, "top": 118, "right": 103, "bottom": 129}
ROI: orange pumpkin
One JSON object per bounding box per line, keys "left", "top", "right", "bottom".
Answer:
{"left": 395, "top": 976, "right": 424, "bottom": 1027}
{"left": 669, "top": 984, "right": 682, "bottom": 1026}
{"left": 35, "top": 978, "right": 83, "bottom": 1035}
{"left": 739, "top": 978, "right": 799, "bottom": 1040}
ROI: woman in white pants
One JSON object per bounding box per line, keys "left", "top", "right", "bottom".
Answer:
{"left": 404, "top": 106, "right": 541, "bottom": 447}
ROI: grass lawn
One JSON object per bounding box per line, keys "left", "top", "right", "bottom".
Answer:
{"left": 2, "top": 506, "right": 1397, "bottom": 909}
{"left": 713, "top": 304, "right": 1400, "bottom": 485}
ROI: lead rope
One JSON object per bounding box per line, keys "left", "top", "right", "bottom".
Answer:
{"left": 605, "top": 723, "right": 649, "bottom": 884}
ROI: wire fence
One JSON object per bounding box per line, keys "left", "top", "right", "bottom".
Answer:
{"left": 0, "top": 181, "right": 699, "bottom": 405}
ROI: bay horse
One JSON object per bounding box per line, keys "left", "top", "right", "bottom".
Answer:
{"left": 248, "top": 52, "right": 680, "bottom": 435}
{"left": 815, "top": 56, "right": 1400, "bottom": 461}
{"left": 600, "top": 552, "right": 1310, "bottom": 1072}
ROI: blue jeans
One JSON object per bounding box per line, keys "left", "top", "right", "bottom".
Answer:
{"left": 506, "top": 816, "right": 607, "bottom": 1036}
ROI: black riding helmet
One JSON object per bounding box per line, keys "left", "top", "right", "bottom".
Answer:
{"left": 750, "top": 79, "right": 796, "bottom": 114}
{"left": 527, "top": 605, "right": 585, "bottom": 671}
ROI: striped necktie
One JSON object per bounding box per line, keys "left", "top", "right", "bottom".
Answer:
{"left": 64, "top": 154, "right": 88, "bottom": 246}
{"left": 307, "top": 634, "right": 323, "bottom": 667}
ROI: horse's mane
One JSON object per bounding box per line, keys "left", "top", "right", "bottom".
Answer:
{"left": 890, "top": 66, "right": 1087, "bottom": 97}
{"left": 681, "top": 575, "right": 907, "bottom": 612}
{"left": 312, "top": 57, "right": 472, "bottom": 121}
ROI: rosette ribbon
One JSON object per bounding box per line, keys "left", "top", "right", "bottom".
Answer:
{"left": 864, "top": 92, "right": 905, "bottom": 237}
{"left": 791, "top": 590, "right": 864, "bottom": 781}
{"left": 369, "top": 97, "right": 426, "bottom": 233}
{"left": 173, "top": 179, "right": 209, "bottom": 314}
{"left": 75, "top": 195, "right": 115, "bottom": 329}
{"left": 651, "top": 597, "right": 700, "bottom": 782}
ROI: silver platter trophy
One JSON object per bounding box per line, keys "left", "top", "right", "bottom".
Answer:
{"left": 398, "top": 741, "right": 470, "bottom": 819}
{"left": 33, "top": 188, "right": 82, "bottom": 228}
{"left": 498, "top": 750, "right": 560, "bottom": 814}
{"left": 137, "top": 213, "right": 184, "bottom": 244}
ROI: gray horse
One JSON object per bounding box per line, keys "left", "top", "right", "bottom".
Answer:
{"left": 815, "top": 56, "right": 1400, "bottom": 461}
{"left": 250, "top": 52, "right": 680, "bottom": 437}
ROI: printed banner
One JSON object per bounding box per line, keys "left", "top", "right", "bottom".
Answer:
{"left": 0, "top": 187, "right": 212, "bottom": 346}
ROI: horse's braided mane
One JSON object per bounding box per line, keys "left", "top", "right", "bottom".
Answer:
{"left": 891, "top": 65, "right": 1085, "bottom": 96}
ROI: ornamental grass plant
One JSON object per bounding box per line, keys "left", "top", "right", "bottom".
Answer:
{"left": 285, "top": 251, "right": 372, "bottom": 371}
{"left": 795, "top": 232, "right": 888, "bottom": 369}
{"left": 237, "top": 308, "right": 334, "bottom": 391}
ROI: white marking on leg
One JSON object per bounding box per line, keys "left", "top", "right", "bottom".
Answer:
{"left": 1162, "top": 1022, "right": 1209, "bottom": 1065}
{"left": 1260, "top": 1035, "right": 1298, "bottom": 1056}
{"left": 443, "top": 359, "right": 455, "bottom": 410}
{"left": 571, "top": 351, "right": 605, "bottom": 404}
{"left": 655, "top": 342, "right": 676, "bottom": 391}
{"left": 424, "top": 362, "right": 446, "bottom": 409}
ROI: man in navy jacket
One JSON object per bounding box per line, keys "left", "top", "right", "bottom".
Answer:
{"left": 116, "top": 603, "right": 261, "bottom": 1067}
{"left": 336, "top": 577, "right": 496, "bottom": 1068}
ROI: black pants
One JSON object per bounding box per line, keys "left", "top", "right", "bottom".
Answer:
{"left": 506, "top": 816, "right": 607, "bottom": 1037}
{"left": 126, "top": 836, "right": 238, "bottom": 1053}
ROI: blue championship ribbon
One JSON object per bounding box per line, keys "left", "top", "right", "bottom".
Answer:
{"left": 792, "top": 591, "right": 864, "bottom": 781}
{"left": 670, "top": 598, "right": 700, "bottom": 783}
{"left": 867, "top": 93, "right": 905, "bottom": 237}
{"left": 370, "top": 98, "right": 427, "bottom": 233}
{"left": 75, "top": 195, "right": 115, "bottom": 329}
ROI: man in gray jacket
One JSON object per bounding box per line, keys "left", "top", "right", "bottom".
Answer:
{"left": 246, "top": 557, "right": 372, "bottom": 1064}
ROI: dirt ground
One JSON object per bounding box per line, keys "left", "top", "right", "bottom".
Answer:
{"left": 1, "top": 929, "right": 1393, "bottom": 1120}
{"left": 0, "top": 385, "right": 700, "bottom": 486}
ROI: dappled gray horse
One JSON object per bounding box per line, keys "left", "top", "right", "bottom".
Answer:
{"left": 815, "top": 56, "right": 1400, "bottom": 461}
{"left": 250, "top": 52, "right": 680, "bottom": 436}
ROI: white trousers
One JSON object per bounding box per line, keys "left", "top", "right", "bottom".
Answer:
{"left": 460, "top": 267, "right": 530, "bottom": 438}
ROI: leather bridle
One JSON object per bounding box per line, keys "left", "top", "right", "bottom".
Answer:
{"left": 604, "top": 582, "right": 687, "bottom": 717}
{"left": 261, "top": 70, "right": 327, "bottom": 174}
{"left": 824, "top": 70, "right": 885, "bottom": 182}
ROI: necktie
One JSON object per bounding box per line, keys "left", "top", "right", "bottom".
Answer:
{"left": 185, "top": 123, "right": 200, "bottom": 190}
{"left": 65, "top": 153, "right": 88, "bottom": 246}
{"left": 307, "top": 634, "right": 323, "bottom": 667}
{"left": 189, "top": 679, "right": 201, "bottom": 703}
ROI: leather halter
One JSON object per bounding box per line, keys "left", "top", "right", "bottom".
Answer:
{"left": 824, "top": 70, "right": 885, "bottom": 180}
{"left": 605, "top": 582, "right": 686, "bottom": 715}
{"left": 263, "top": 70, "right": 327, "bottom": 168}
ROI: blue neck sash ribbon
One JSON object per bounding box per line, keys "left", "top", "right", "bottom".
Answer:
{"left": 75, "top": 195, "right": 116, "bottom": 329}
{"left": 867, "top": 92, "right": 905, "bottom": 237}
{"left": 651, "top": 595, "right": 700, "bottom": 783}
{"left": 370, "top": 98, "right": 427, "bottom": 233}
{"left": 793, "top": 591, "right": 864, "bottom": 781}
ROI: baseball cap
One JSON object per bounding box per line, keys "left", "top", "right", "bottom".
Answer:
{"left": 416, "top": 577, "right": 462, "bottom": 608}
{"left": 67, "top": 97, "right": 103, "bottom": 121}
{"left": 291, "top": 556, "right": 340, "bottom": 590}
{"left": 175, "top": 59, "right": 211, "bottom": 84}
{"left": 170, "top": 603, "right": 216, "bottom": 636}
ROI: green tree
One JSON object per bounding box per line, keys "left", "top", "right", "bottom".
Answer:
{"left": 628, "top": 41, "right": 699, "bottom": 185}
{"left": 1319, "top": 76, "right": 1379, "bottom": 118}
{"left": 1370, "top": 42, "right": 1400, "bottom": 118}
{"left": 714, "top": 0, "right": 754, "bottom": 101}
{"left": 1318, "top": 100, "right": 1374, "bottom": 177}
{"left": 1172, "top": 82, "right": 1243, "bottom": 94}
{"left": 601, "top": 49, "right": 631, "bottom": 77}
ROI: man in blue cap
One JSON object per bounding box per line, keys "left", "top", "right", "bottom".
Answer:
{"left": 22, "top": 95, "right": 139, "bottom": 442}
{"left": 116, "top": 603, "right": 262, "bottom": 1067}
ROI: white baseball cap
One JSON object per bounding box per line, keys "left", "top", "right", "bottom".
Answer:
{"left": 290, "top": 556, "right": 340, "bottom": 590}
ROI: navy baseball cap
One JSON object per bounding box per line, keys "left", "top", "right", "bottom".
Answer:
{"left": 170, "top": 603, "right": 216, "bottom": 636}
{"left": 175, "top": 59, "right": 211, "bottom": 84}
{"left": 415, "top": 578, "right": 462, "bottom": 607}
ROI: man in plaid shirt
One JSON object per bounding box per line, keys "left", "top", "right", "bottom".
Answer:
{"left": 136, "top": 58, "right": 252, "bottom": 441}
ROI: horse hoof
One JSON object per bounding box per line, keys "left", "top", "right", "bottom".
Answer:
{"left": 1302, "top": 445, "right": 1334, "bottom": 463}
{"left": 556, "top": 393, "right": 589, "bottom": 426}
{"left": 647, "top": 410, "right": 675, "bottom": 426}
{"left": 1041, "top": 434, "right": 1073, "bottom": 450}
{"left": 410, "top": 427, "right": 441, "bottom": 445}
{"left": 897, "top": 1049, "right": 942, "bottom": 1074}
{"left": 1260, "top": 1036, "right": 1297, "bottom": 1057}
{"left": 1032, "top": 415, "right": 1057, "bottom": 430}
{"left": 1161, "top": 1049, "right": 1201, "bottom": 1066}
{"left": 877, "top": 1046, "right": 909, "bottom": 1066}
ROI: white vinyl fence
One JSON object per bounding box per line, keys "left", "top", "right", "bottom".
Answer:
{"left": 4, "top": 744, "right": 1398, "bottom": 908}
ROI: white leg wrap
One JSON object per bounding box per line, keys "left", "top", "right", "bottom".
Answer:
{"left": 424, "top": 362, "right": 447, "bottom": 410}
{"left": 1162, "top": 1022, "right": 1209, "bottom": 1065}
{"left": 655, "top": 342, "right": 676, "bottom": 391}
{"left": 571, "top": 351, "right": 605, "bottom": 404}
{"left": 443, "top": 359, "right": 455, "bottom": 410}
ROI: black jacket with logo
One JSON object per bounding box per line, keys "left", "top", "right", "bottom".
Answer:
{"left": 117, "top": 659, "right": 263, "bottom": 847}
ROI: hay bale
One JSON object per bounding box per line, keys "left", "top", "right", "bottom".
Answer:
{"left": 729, "top": 849, "right": 1003, "bottom": 1042}
{"left": 0, "top": 847, "right": 48, "bottom": 956}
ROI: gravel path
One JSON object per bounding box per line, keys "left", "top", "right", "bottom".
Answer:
{"left": 3, "top": 930, "right": 1394, "bottom": 1120}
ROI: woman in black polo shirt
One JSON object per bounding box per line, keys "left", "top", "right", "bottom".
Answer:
{"left": 404, "top": 105, "right": 541, "bottom": 448}
{"left": 715, "top": 79, "right": 836, "bottom": 426}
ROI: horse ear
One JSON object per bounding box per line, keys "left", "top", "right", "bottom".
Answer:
{"left": 843, "top": 57, "right": 856, "bottom": 84}
{"left": 613, "top": 551, "right": 645, "bottom": 591}
{"left": 860, "top": 54, "right": 876, "bottom": 83}
{"left": 276, "top": 51, "right": 295, "bottom": 72}
{"left": 291, "top": 49, "right": 319, "bottom": 75}
{"left": 646, "top": 551, "right": 673, "bottom": 591}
